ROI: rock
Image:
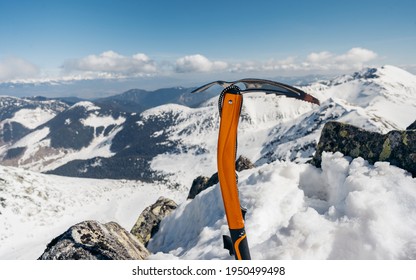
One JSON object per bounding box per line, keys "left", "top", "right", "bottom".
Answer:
{"left": 187, "top": 155, "right": 254, "bottom": 199}
{"left": 130, "top": 197, "right": 177, "bottom": 246}
{"left": 311, "top": 121, "right": 416, "bottom": 177}
{"left": 187, "top": 175, "right": 210, "bottom": 200}
{"left": 187, "top": 173, "right": 219, "bottom": 199}
{"left": 407, "top": 120, "right": 416, "bottom": 130}
{"left": 236, "top": 155, "right": 255, "bottom": 172}
{"left": 38, "top": 220, "right": 149, "bottom": 260}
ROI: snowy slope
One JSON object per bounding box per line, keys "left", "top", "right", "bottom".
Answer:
{"left": 0, "top": 96, "right": 68, "bottom": 129}
{"left": 303, "top": 65, "right": 416, "bottom": 129}
{"left": 148, "top": 152, "right": 416, "bottom": 260}
{"left": 1, "top": 65, "right": 415, "bottom": 184}
{"left": 0, "top": 165, "right": 183, "bottom": 259}
{"left": 0, "top": 96, "right": 68, "bottom": 147}
{"left": 0, "top": 101, "right": 126, "bottom": 172}
{"left": 149, "top": 93, "right": 317, "bottom": 187}
{"left": 150, "top": 66, "right": 416, "bottom": 187}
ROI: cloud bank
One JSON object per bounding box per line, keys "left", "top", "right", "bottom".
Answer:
{"left": 0, "top": 56, "right": 40, "bottom": 82}
{"left": 175, "top": 54, "right": 228, "bottom": 73}
{"left": 62, "top": 47, "right": 378, "bottom": 78}
{"left": 62, "top": 51, "right": 157, "bottom": 78}
{"left": 1, "top": 48, "right": 380, "bottom": 83}
{"left": 230, "top": 47, "right": 378, "bottom": 73}
{"left": 305, "top": 47, "right": 378, "bottom": 71}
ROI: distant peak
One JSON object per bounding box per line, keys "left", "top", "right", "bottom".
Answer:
{"left": 352, "top": 67, "right": 379, "bottom": 80}
{"left": 354, "top": 65, "right": 414, "bottom": 79}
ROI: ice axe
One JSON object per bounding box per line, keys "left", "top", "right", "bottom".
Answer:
{"left": 192, "top": 79, "right": 320, "bottom": 260}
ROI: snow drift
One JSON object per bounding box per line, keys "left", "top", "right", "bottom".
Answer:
{"left": 148, "top": 152, "right": 416, "bottom": 260}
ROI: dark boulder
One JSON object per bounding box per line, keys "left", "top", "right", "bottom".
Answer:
{"left": 187, "top": 175, "right": 210, "bottom": 200}
{"left": 236, "top": 155, "right": 255, "bottom": 171}
{"left": 130, "top": 197, "right": 177, "bottom": 246}
{"left": 311, "top": 121, "right": 416, "bottom": 176}
{"left": 187, "top": 155, "right": 254, "bottom": 199}
{"left": 38, "top": 220, "right": 149, "bottom": 260}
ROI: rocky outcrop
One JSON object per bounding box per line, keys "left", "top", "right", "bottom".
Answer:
{"left": 187, "top": 155, "right": 255, "bottom": 199}
{"left": 187, "top": 173, "right": 218, "bottom": 200}
{"left": 130, "top": 197, "right": 177, "bottom": 246}
{"left": 311, "top": 121, "right": 416, "bottom": 176}
{"left": 38, "top": 220, "right": 149, "bottom": 260}
{"left": 235, "top": 155, "right": 255, "bottom": 171}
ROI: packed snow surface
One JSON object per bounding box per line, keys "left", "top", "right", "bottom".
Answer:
{"left": 6, "top": 108, "right": 56, "bottom": 129}
{"left": 0, "top": 165, "right": 183, "bottom": 259}
{"left": 148, "top": 152, "right": 416, "bottom": 260}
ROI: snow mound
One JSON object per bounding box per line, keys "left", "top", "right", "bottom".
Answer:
{"left": 148, "top": 152, "right": 416, "bottom": 260}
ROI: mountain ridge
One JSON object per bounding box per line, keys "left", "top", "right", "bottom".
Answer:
{"left": 1, "top": 65, "right": 416, "bottom": 260}
{"left": 0, "top": 65, "right": 415, "bottom": 188}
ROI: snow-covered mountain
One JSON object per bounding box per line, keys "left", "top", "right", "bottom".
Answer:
{"left": 0, "top": 96, "right": 68, "bottom": 145}
{"left": 0, "top": 65, "right": 416, "bottom": 260}
{"left": 0, "top": 101, "right": 127, "bottom": 173}
{"left": 304, "top": 65, "right": 416, "bottom": 129}
{"left": 148, "top": 65, "right": 416, "bottom": 187}
{"left": 95, "top": 86, "right": 218, "bottom": 113}
{"left": 1, "top": 65, "right": 415, "bottom": 188}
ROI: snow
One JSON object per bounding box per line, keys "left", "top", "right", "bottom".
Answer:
{"left": 150, "top": 93, "right": 317, "bottom": 187}
{"left": 0, "top": 111, "right": 127, "bottom": 172}
{"left": 81, "top": 113, "right": 125, "bottom": 128}
{"left": 1, "top": 65, "right": 416, "bottom": 260}
{"left": 2, "top": 152, "right": 415, "bottom": 260}
{"left": 148, "top": 66, "right": 416, "bottom": 188}
{"left": 303, "top": 65, "right": 416, "bottom": 129}
{"left": 70, "top": 101, "right": 101, "bottom": 111}
{"left": 0, "top": 165, "right": 183, "bottom": 259}
{"left": 31, "top": 123, "right": 124, "bottom": 172}
{"left": 147, "top": 152, "right": 416, "bottom": 259}
{"left": 6, "top": 108, "right": 56, "bottom": 129}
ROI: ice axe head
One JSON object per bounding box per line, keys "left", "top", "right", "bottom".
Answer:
{"left": 192, "top": 78, "right": 320, "bottom": 105}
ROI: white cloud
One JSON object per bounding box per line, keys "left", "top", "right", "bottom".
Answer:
{"left": 227, "top": 47, "right": 379, "bottom": 74}
{"left": 62, "top": 51, "right": 157, "bottom": 77}
{"left": 175, "top": 54, "right": 228, "bottom": 73}
{"left": 304, "top": 47, "right": 378, "bottom": 71}
{"left": 0, "top": 48, "right": 381, "bottom": 84}
{"left": 0, "top": 56, "right": 40, "bottom": 82}
{"left": 307, "top": 51, "right": 333, "bottom": 64}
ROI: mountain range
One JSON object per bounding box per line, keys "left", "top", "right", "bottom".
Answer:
{"left": 1, "top": 65, "right": 415, "bottom": 189}
{"left": 1, "top": 65, "right": 416, "bottom": 260}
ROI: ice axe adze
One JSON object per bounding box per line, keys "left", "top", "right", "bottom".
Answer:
{"left": 192, "top": 79, "right": 320, "bottom": 260}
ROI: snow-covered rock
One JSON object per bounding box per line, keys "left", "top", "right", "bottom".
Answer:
{"left": 130, "top": 197, "right": 178, "bottom": 246}
{"left": 38, "top": 220, "right": 149, "bottom": 260}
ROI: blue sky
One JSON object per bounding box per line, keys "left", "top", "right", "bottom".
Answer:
{"left": 0, "top": 0, "right": 415, "bottom": 88}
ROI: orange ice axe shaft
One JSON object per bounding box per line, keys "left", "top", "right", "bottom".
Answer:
{"left": 217, "top": 86, "right": 250, "bottom": 260}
